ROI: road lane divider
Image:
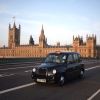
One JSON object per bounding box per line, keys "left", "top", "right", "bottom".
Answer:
{"left": 0, "top": 74, "right": 3, "bottom": 77}
{"left": 25, "top": 70, "right": 32, "bottom": 73}
{"left": 87, "top": 89, "right": 100, "bottom": 100}
{"left": 0, "top": 66, "right": 33, "bottom": 71}
{"left": 1, "top": 74, "right": 15, "bottom": 77}
{"left": 0, "top": 74, "right": 15, "bottom": 78}
{"left": 85, "top": 66, "right": 100, "bottom": 71}
{"left": 0, "top": 82, "right": 36, "bottom": 94}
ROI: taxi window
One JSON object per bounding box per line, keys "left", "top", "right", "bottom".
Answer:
{"left": 67, "top": 54, "right": 74, "bottom": 63}
{"left": 45, "top": 53, "right": 67, "bottom": 63}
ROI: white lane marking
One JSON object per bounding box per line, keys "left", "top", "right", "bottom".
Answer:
{"left": 86, "top": 66, "right": 100, "bottom": 100}
{"left": 0, "top": 74, "right": 15, "bottom": 78}
{"left": 0, "top": 74, "right": 3, "bottom": 77}
{"left": 1, "top": 74, "right": 15, "bottom": 77}
{"left": 25, "top": 70, "right": 32, "bottom": 73}
{"left": 85, "top": 66, "right": 100, "bottom": 71}
{"left": 0, "top": 66, "right": 33, "bottom": 71}
{"left": 0, "top": 82, "right": 36, "bottom": 94}
{"left": 87, "top": 89, "right": 100, "bottom": 100}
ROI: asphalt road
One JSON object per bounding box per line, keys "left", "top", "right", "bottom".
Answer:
{"left": 0, "top": 60, "right": 100, "bottom": 100}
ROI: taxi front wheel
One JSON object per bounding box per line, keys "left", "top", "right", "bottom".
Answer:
{"left": 79, "top": 69, "right": 85, "bottom": 79}
{"left": 58, "top": 75, "right": 65, "bottom": 86}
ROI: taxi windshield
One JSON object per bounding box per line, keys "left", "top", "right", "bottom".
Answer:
{"left": 44, "top": 53, "right": 67, "bottom": 63}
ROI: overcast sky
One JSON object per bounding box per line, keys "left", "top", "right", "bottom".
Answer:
{"left": 0, "top": 0, "right": 100, "bottom": 46}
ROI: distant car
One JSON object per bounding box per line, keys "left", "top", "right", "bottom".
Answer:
{"left": 31, "top": 52, "right": 85, "bottom": 86}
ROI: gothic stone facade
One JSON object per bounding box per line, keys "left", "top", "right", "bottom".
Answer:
{"left": 0, "top": 22, "right": 100, "bottom": 58}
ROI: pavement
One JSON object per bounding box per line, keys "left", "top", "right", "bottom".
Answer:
{"left": 0, "top": 60, "right": 100, "bottom": 100}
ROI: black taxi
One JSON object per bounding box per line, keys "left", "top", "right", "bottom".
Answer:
{"left": 31, "top": 52, "right": 85, "bottom": 86}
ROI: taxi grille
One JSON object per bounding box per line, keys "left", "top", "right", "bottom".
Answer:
{"left": 37, "top": 68, "right": 47, "bottom": 75}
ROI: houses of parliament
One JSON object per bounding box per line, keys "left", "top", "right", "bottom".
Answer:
{"left": 0, "top": 22, "right": 100, "bottom": 58}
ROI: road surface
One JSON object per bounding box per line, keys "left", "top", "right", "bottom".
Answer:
{"left": 0, "top": 59, "right": 100, "bottom": 100}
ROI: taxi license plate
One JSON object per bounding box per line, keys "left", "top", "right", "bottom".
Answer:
{"left": 37, "top": 79, "right": 46, "bottom": 83}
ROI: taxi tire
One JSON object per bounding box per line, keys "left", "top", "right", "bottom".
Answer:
{"left": 79, "top": 69, "right": 85, "bottom": 79}
{"left": 58, "top": 75, "right": 65, "bottom": 86}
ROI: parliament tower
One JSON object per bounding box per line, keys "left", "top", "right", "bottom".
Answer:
{"left": 8, "top": 22, "right": 20, "bottom": 48}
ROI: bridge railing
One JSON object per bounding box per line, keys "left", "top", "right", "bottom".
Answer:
{"left": 0, "top": 57, "right": 99, "bottom": 64}
{"left": 0, "top": 57, "right": 45, "bottom": 64}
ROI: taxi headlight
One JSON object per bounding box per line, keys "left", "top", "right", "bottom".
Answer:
{"left": 53, "top": 69, "right": 56, "bottom": 74}
{"left": 32, "top": 68, "right": 36, "bottom": 72}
